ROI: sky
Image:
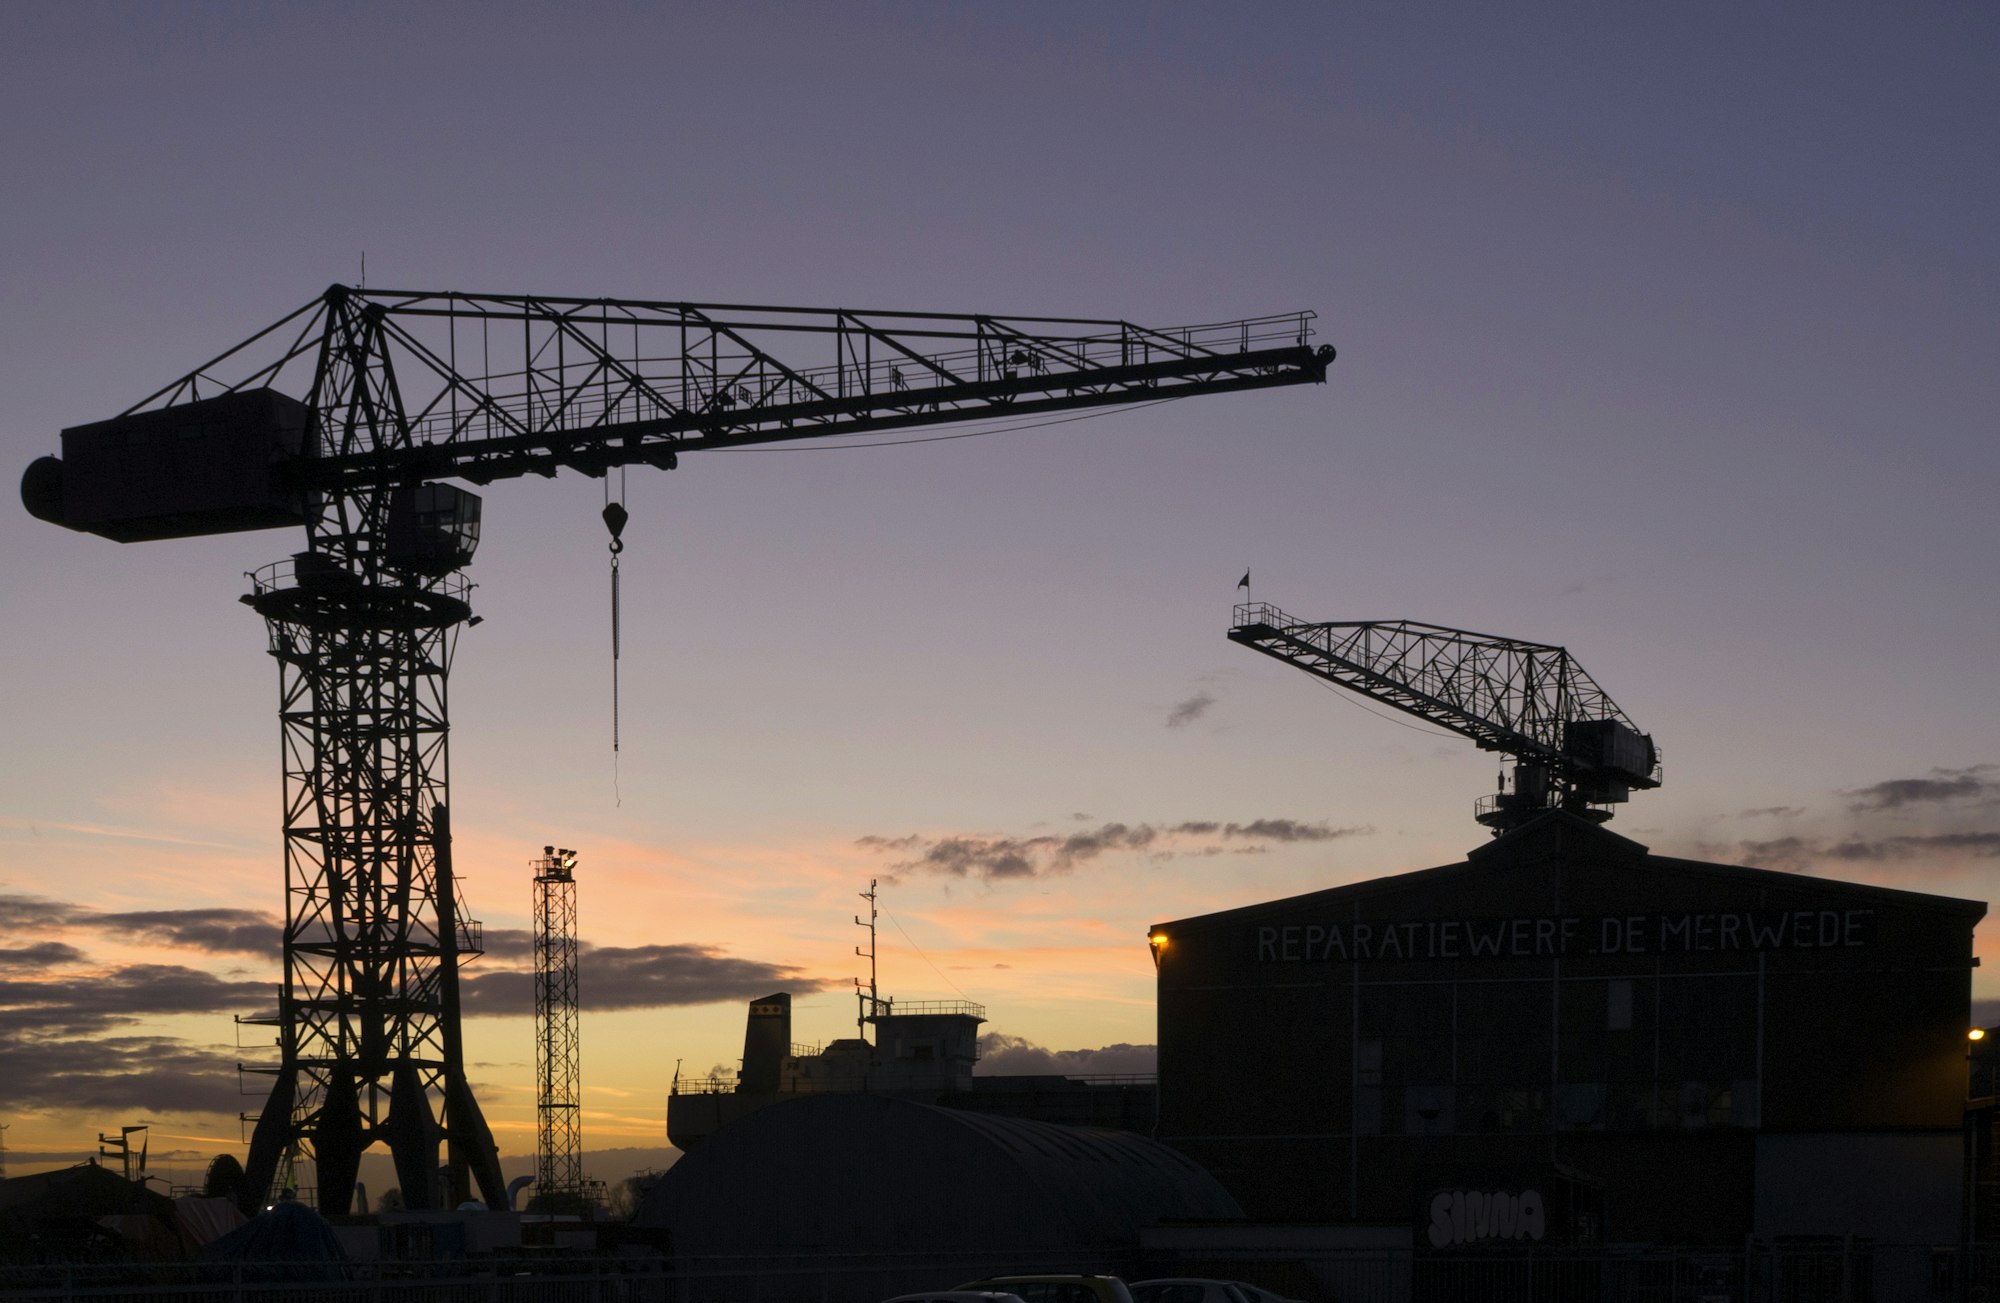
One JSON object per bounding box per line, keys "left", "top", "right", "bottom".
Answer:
{"left": 1, "top": 2, "right": 1996, "bottom": 1190}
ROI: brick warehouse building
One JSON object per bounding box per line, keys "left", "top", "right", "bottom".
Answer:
{"left": 1150, "top": 811, "right": 1984, "bottom": 1248}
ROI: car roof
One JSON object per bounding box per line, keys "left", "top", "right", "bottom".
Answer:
{"left": 1132, "top": 1283, "right": 1232, "bottom": 1289}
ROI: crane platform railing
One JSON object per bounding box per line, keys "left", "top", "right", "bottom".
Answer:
{"left": 866, "top": 999, "right": 987, "bottom": 1020}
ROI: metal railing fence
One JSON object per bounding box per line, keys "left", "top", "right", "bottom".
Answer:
{"left": 10, "top": 1241, "right": 2000, "bottom": 1303}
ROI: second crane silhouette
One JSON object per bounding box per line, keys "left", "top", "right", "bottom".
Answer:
{"left": 1229, "top": 600, "right": 1660, "bottom": 834}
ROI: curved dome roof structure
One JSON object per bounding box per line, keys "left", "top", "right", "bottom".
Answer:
{"left": 636, "top": 1092, "right": 1241, "bottom": 1255}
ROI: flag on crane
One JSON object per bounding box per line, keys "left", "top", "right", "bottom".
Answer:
{"left": 1237, "top": 570, "right": 1251, "bottom": 590}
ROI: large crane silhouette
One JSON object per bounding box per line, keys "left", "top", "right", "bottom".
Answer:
{"left": 21, "top": 286, "right": 1332, "bottom": 1214}
{"left": 1228, "top": 600, "right": 1659, "bottom": 834}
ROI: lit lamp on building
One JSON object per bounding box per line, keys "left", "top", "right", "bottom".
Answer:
{"left": 1148, "top": 932, "right": 1169, "bottom": 970}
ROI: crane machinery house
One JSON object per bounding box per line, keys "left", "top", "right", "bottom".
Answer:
{"left": 1149, "top": 812, "right": 1983, "bottom": 1249}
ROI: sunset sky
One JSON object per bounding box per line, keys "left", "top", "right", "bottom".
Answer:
{"left": 2, "top": 4, "right": 1995, "bottom": 1190}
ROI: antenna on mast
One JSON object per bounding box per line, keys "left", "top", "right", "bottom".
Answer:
{"left": 855, "top": 879, "right": 879, "bottom": 1041}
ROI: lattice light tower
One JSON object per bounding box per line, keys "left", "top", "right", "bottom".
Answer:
{"left": 533, "top": 846, "right": 583, "bottom": 1208}
{"left": 21, "top": 287, "right": 1331, "bottom": 1216}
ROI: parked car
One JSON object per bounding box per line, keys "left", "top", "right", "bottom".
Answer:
{"left": 1231, "top": 1285, "right": 1305, "bottom": 1303}
{"left": 1131, "top": 1279, "right": 1304, "bottom": 1303}
{"left": 882, "top": 1293, "right": 1027, "bottom": 1303}
{"left": 954, "top": 1275, "right": 1135, "bottom": 1303}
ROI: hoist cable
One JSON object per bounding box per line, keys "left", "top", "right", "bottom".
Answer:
{"left": 602, "top": 477, "right": 630, "bottom": 807}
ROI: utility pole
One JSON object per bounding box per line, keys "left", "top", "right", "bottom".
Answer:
{"left": 854, "top": 879, "right": 880, "bottom": 1041}
{"left": 96, "top": 1125, "right": 147, "bottom": 1183}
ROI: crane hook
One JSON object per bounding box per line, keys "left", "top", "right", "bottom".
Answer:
{"left": 603, "top": 499, "right": 628, "bottom": 801}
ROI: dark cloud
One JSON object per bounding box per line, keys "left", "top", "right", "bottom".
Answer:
{"left": 94, "top": 908, "right": 278, "bottom": 955}
{"left": 1054, "top": 823, "right": 1157, "bottom": 865}
{"left": 1823, "top": 832, "right": 2000, "bottom": 861}
{"left": 0, "top": 893, "right": 79, "bottom": 929}
{"left": 460, "top": 945, "right": 825, "bottom": 1016}
{"left": 0, "top": 938, "right": 813, "bottom": 1028}
{"left": 904, "top": 835, "right": 1047, "bottom": 880}
{"left": 0, "top": 942, "right": 86, "bottom": 971}
{"left": 0, "top": 964, "right": 274, "bottom": 1037}
{"left": 0, "top": 893, "right": 280, "bottom": 956}
{"left": 1737, "top": 832, "right": 2000, "bottom": 874}
{"left": 863, "top": 818, "right": 1370, "bottom": 881}
{"left": 1738, "top": 806, "right": 1805, "bottom": 819}
{"left": 1217, "top": 818, "right": 1353, "bottom": 842}
{"left": 897, "top": 823, "right": 1167, "bottom": 880}
{"left": 1738, "top": 837, "right": 1811, "bottom": 871}
{"left": 0, "top": 1033, "right": 242, "bottom": 1112}
{"left": 1166, "top": 692, "right": 1216, "bottom": 728}
{"left": 1845, "top": 765, "right": 1999, "bottom": 812}
{"left": 475, "top": 927, "right": 537, "bottom": 962}
{"left": 974, "top": 1033, "right": 1156, "bottom": 1078}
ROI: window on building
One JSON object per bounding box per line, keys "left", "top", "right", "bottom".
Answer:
{"left": 1678, "top": 1080, "right": 1737, "bottom": 1129}
{"left": 1731, "top": 1078, "right": 1761, "bottom": 1128}
{"left": 1647, "top": 974, "right": 1758, "bottom": 1132}
{"left": 1555, "top": 1082, "right": 1606, "bottom": 1129}
{"left": 1491, "top": 1089, "right": 1546, "bottom": 1131}
{"left": 1607, "top": 979, "right": 1633, "bottom": 1031}
{"left": 1355, "top": 1087, "right": 1382, "bottom": 1136}
{"left": 1405, "top": 1084, "right": 1454, "bottom": 1134}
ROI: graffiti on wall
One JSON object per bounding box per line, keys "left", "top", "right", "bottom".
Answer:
{"left": 1426, "top": 1187, "right": 1547, "bottom": 1249}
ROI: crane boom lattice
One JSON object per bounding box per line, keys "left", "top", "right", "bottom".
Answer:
{"left": 1229, "top": 601, "right": 1659, "bottom": 833}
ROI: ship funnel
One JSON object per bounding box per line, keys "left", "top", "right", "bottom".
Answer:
{"left": 740, "top": 992, "right": 793, "bottom": 1093}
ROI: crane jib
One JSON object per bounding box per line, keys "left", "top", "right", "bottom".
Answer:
{"left": 1228, "top": 601, "right": 1659, "bottom": 836}
{"left": 23, "top": 325, "right": 1328, "bottom": 540}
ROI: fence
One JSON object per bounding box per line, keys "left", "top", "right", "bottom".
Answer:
{"left": 0, "top": 1248, "right": 1122, "bottom": 1303}
{"left": 8, "top": 1242, "right": 2000, "bottom": 1303}
{"left": 1147, "top": 1239, "right": 2000, "bottom": 1303}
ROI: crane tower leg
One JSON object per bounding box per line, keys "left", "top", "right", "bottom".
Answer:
{"left": 241, "top": 567, "right": 474, "bottom": 1212}
{"left": 239, "top": 297, "right": 497, "bottom": 1214}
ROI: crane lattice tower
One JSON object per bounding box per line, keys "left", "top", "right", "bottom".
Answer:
{"left": 21, "top": 287, "right": 1331, "bottom": 1216}
{"left": 533, "top": 847, "right": 583, "bottom": 1208}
